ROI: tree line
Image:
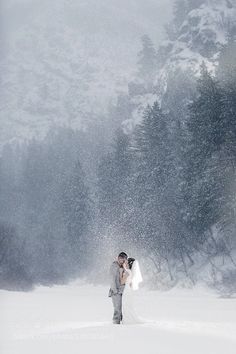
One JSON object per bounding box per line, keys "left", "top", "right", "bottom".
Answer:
{"left": 0, "top": 29, "right": 235, "bottom": 292}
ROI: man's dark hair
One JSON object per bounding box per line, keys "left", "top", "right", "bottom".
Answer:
{"left": 118, "top": 252, "right": 128, "bottom": 259}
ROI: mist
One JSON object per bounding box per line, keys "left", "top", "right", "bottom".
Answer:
{"left": 0, "top": 0, "right": 173, "bottom": 144}
{"left": 0, "top": 0, "right": 236, "bottom": 296}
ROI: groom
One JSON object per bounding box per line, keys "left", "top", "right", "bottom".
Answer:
{"left": 108, "top": 251, "right": 128, "bottom": 324}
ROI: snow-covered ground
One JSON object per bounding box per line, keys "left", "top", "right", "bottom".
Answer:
{"left": 0, "top": 280, "right": 235, "bottom": 354}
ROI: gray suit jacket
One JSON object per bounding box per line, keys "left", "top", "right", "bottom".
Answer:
{"left": 108, "top": 261, "right": 125, "bottom": 297}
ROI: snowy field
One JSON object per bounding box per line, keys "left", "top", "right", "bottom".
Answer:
{"left": 0, "top": 280, "right": 235, "bottom": 354}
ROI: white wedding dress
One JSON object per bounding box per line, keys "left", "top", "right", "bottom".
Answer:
{"left": 122, "top": 260, "right": 144, "bottom": 325}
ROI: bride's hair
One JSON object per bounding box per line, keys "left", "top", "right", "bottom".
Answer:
{"left": 128, "top": 257, "right": 135, "bottom": 269}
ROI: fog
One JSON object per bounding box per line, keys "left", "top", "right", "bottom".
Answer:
{"left": 0, "top": 0, "right": 236, "bottom": 294}
{"left": 0, "top": 0, "right": 173, "bottom": 144}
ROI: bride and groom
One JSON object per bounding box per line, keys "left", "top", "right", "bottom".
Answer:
{"left": 108, "top": 251, "right": 144, "bottom": 324}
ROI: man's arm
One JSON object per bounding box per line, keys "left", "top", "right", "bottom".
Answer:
{"left": 119, "top": 268, "right": 128, "bottom": 285}
{"left": 109, "top": 263, "right": 119, "bottom": 295}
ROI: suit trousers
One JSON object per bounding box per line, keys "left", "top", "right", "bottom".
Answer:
{"left": 111, "top": 293, "right": 122, "bottom": 324}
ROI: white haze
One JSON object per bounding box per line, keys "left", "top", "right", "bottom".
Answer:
{"left": 0, "top": 0, "right": 173, "bottom": 145}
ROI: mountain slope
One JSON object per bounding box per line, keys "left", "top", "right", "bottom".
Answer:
{"left": 156, "top": 0, "right": 236, "bottom": 84}
{"left": 122, "top": 0, "right": 236, "bottom": 130}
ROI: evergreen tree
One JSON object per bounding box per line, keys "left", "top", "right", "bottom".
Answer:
{"left": 131, "top": 102, "right": 174, "bottom": 256}
{"left": 188, "top": 63, "right": 224, "bottom": 162}
{"left": 183, "top": 63, "right": 225, "bottom": 237}
{"left": 133, "top": 102, "right": 171, "bottom": 189}
{"left": 137, "top": 35, "right": 157, "bottom": 84}
{"left": 216, "top": 37, "right": 236, "bottom": 233}
{"left": 0, "top": 222, "right": 32, "bottom": 290}
{"left": 96, "top": 128, "right": 133, "bottom": 233}
{"left": 217, "top": 37, "right": 236, "bottom": 163}
{"left": 62, "top": 159, "right": 92, "bottom": 270}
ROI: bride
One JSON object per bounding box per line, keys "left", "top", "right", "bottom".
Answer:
{"left": 120, "top": 257, "right": 144, "bottom": 324}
